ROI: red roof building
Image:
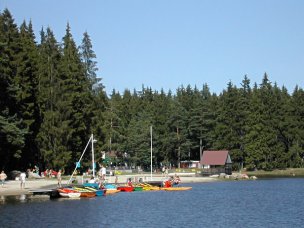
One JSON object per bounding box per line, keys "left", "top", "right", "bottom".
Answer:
{"left": 201, "top": 150, "right": 232, "bottom": 165}
{"left": 200, "top": 150, "right": 232, "bottom": 175}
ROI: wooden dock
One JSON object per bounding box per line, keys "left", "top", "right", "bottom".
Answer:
{"left": 29, "top": 189, "right": 60, "bottom": 198}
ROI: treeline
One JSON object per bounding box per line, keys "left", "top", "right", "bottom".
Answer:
{"left": 1, "top": 9, "right": 304, "bottom": 173}
{"left": 108, "top": 77, "right": 304, "bottom": 171}
{"left": 0, "top": 9, "right": 107, "bottom": 173}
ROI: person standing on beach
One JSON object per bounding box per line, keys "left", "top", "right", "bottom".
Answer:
{"left": 162, "top": 166, "right": 165, "bottom": 177}
{"left": 0, "top": 171, "right": 7, "bottom": 187}
{"left": 101, "top": 165, "right": 106, "bottom": 180}
{"left": 57, "top": 170, "right": 62, "bottom": 187}
{"left": 165, "top": 167, "right": 169, "bottom": 177}
{"left": 20, "top": 172, "right": 26, "bottom": 189}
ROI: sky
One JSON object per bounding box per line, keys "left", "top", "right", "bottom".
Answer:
{"left": 1, "top": 0, "right": 304, "bottom": 95}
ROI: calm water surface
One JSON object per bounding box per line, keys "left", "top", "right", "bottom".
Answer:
{"left": 0, "top": 178, "right": 303, "bottom": 228}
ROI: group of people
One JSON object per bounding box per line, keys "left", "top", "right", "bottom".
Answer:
{"left": 43, "top": 169, "right": 57, "bottom": 178}
{"left": 163, "top": 175, "right": 181, "bottom": 188}
{"left": 87, "top": 165, "right": 107, "bottom": 187}
{"left": 0, "top": 165, "right": 107, "bottom": 190}
{"left": 42, "top": 169, "right": 62, "bottom": 187}
{"left": 0, "top": 170, "right": 26, "bottom": 189}
{"left": 124, "top": 174, "right": 181, "bottom": 188}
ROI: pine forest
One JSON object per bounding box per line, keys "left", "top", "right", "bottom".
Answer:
{"left": 1, "top": 9, "right": 304, "bottom": 174}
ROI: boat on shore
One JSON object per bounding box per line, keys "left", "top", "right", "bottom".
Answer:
{"left": 84, "top": 186, "right": 104, "bottom": 196}
{"left": 105, "top": 189, "right": 121, "bottom": 195}
{"left": 83, "top": 183, "right": 99, "bottom": 188}
{"left": 58, "top": 188, "right": 81, "bottom": 198}
{"left": 103, "top": 184, "right": 120, "bottom": 194}
{"left": 73, "top": 186, "right": 96, "bottom": 197}
{"left": 117, "top": 186, "right": 134, "bottom": 192}
{"left": 138, "top": 183, "right": 161, "bottom": 191}
{"left": 133, "top": 186, "right": 143, "bottom": 191}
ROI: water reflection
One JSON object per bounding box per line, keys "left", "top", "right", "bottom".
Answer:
{"left": 0, "top": 195, "right": 6, "bottom": 204}
{"left": 55, "top": 197, "right": 81, "bottom": 202}
{"left": 0, "top": 194, "right": 52, "bottom": 204}
{"left": 19, "top": 194, "right": 26, "bottom": 202}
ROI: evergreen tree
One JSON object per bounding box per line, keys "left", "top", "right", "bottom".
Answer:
{"left": 126, "top": 112, "right": 153, "bottom": 169}
{"left": 57, "top": 23, "right": 92, "bottom": 171}
{"left": 102, "top": 91, "right": 122, "bottom": 154}
{"left": 0, "top": 9, "right": 27, "bottom": 169}
{"left": 79, "top": 31, "right": 100, "bottom": 90}
{"left": 270, "top": 84, "right": 291, "bottom": 168}
{"left": 36, "top": 27, "right": 63, "bottom": 170}
{"left": 245, "top": 74, "right": 279, "bottom": 170}
{"left": 151, "top": 89, "right": 173, "bottom": 167}
{"left": 15, "top": 20, "right": 41, "bottom": 168}
{"left": 172, "top": 86, "right": 193, "bottom": 162}
{"left": 289, "top": 86, "right": 304, "bottom": 167}
{"left": 188, "top": 86, "right": 205, "bottom": 160}
{"left": 201, "top": 84, "right": 217, "bottom": 150}
{"left": 237, "top": 75, "right": 252, "bottom": 169}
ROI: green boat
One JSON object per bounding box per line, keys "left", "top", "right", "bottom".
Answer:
{"left": 133, "top": 186, "right": 143, "bottom": 191}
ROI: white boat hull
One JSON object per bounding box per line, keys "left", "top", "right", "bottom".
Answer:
{"left": 59, "top": 192, "right": 81, "bottom": 198}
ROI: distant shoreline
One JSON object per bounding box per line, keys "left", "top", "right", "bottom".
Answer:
{"left": 245, "top": 168, "right": 304, "bottom": 178}
{"left": 2, "top": 169, "right": 303, "bottom": 197}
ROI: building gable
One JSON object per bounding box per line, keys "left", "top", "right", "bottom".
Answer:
{"left": 201, "top": 150, "right": 230, "bottom": 165}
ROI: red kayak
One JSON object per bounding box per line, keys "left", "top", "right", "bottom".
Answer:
{"left": 117, "top": 186, "right": 134, "bottom": 192}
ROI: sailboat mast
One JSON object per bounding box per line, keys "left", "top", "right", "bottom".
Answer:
{"left": 92, "top": 134, "right": 95, "bottom": 178}
{"left": 68, "top": 135, "right": 93, "bottom": 184}
{"left": 150, "top": 125, "right": 153, "bottom": 180}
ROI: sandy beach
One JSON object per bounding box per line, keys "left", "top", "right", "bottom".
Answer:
{"left": 0, "top": 174, "right": 217, "bottom": 196}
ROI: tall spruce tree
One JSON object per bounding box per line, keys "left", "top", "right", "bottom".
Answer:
{"left": 15, "top": 20, "right": 41, "bottom": 169}
{"left": 0, "top": 9, "right": 27, "bottom": 169}
{"left": 245, "top": 74, "right": 278, "bottom": 170}
{"left": 188, "top": 86, "right": 205, "bottom": 160}
{"left": 58, "top": 23, "right": 92, "bottom": 171}
{"left": 238, "top": 75, "right": 252, "bottom": 169}
{"left": 289, "top": 86, "right": 304, "bottom": 167}
{"left": 214, "top": 82, "right": 243, "bottom": 161}
{"left": 36, "top": 27, "right": 63, "bottom": 170}
{"left": 79, "top": 31, "right": 100, "bottom": 91}
{"left": 199, "top": 84, "right": 216, "bottom": 151}
{"left": 270, "top": 84, "right": 291, "bottom": 168}
{"left": 173, "top": 86, "right": 193, "bottom": 162}
{"left": 126, "top": 112, "right": 153, "bottom": 169}
{"left": 151, "top": 89, "right": 173, "bottom": 167}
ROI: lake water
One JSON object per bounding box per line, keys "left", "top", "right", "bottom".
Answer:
{"left": 0, "top": 178, "right": 303, "bottom": 228}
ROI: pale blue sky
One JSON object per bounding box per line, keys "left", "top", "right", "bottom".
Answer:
{"left": 1, "top": 0, "right": 303, "bottom": 95}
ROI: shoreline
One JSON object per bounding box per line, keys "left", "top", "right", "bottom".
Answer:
{"left": 0, "top": 174, "right": 217, "bottom": 196}
{"left": 3, "top": 168, "right": 303, "bottom": 196}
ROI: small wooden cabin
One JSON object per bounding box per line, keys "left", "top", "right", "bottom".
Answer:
{"left": 200, "top": 150, "right": 232, "bottom": 175}
{"left": 180, "top": 160, "right": 200, "bottom": 168}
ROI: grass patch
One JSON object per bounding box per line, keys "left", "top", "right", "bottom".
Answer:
{"left": 245, "top": 168, "right": 304, "bottom": 178}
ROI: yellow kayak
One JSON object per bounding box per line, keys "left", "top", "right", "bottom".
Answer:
{"left": 105, "top": 189, "right": 121, "bottom": 195}
{"left": 138, "top": 183, "right": 161, "bottom": 191}
{"left": 162, "top": 187, "right": 192, "bottom": 191}
{"left": 142, "top": 186, "right": 161, "bottom": 191}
